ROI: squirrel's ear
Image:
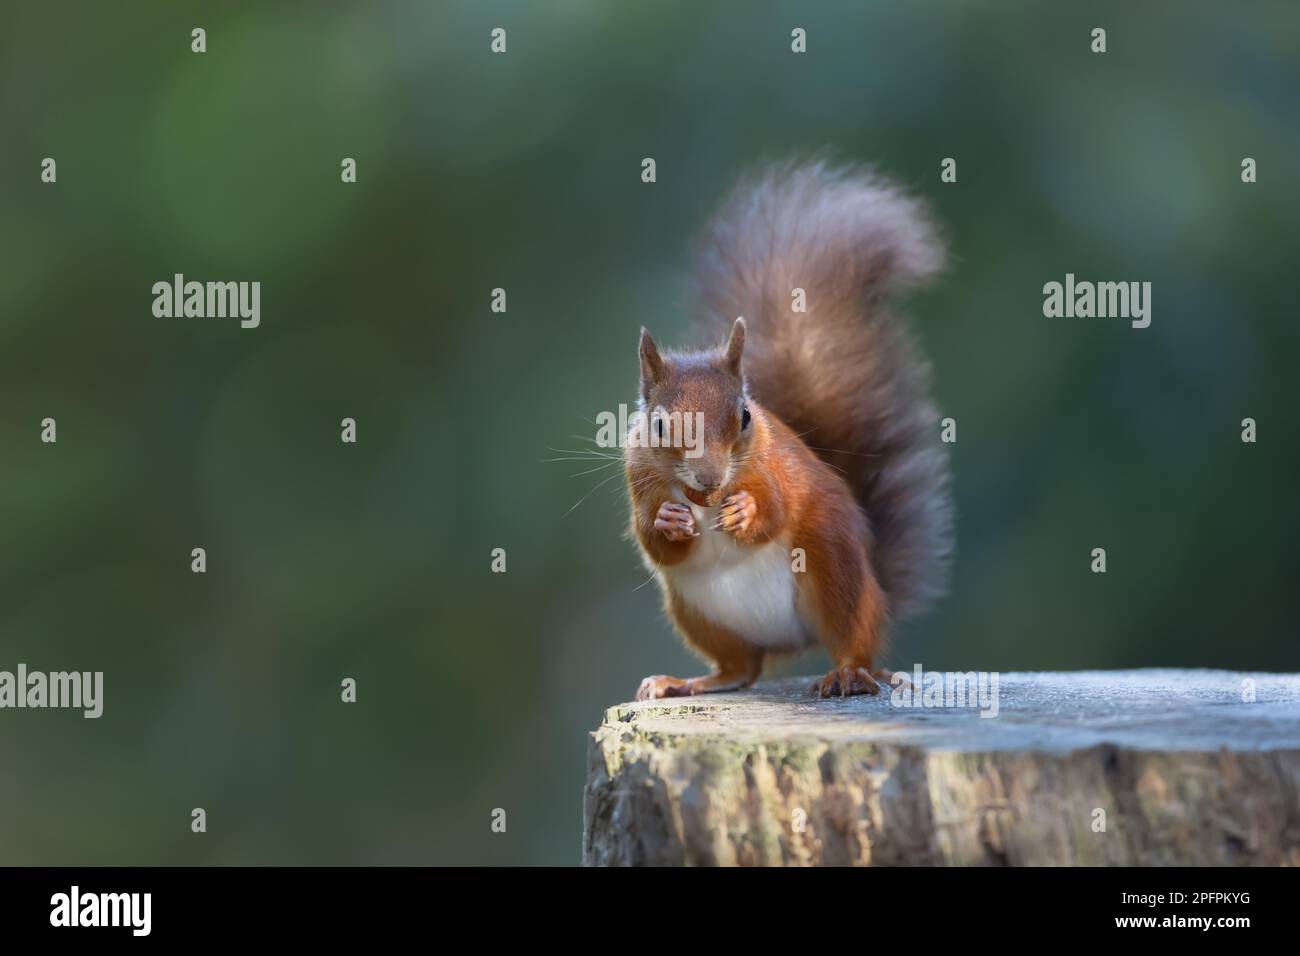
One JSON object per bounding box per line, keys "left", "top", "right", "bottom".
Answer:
{"left": 722, "top": 317, "right": 746, "bottom": 376}
{"left": 639, "top": 327, "right": 666, "bottom": 393}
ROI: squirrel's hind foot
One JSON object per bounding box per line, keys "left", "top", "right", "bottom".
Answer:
{"left": 635, "top": 671, "right": 759, "bottom": 701}
{"left": 811, "top": 666, "right": 890, "bottom": 699}
{"left": 635, "top": 675, "right": 693, "bottom": 700}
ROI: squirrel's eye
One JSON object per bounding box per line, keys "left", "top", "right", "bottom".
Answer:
{"left": 741, "top": 406, "right": 751, "bottom": 430}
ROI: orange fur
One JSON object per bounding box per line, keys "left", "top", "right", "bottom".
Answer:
{"left": 627, "top": 159, "right": 950, "bottom": 700}
{"left": 627, "top": 336, "right": 888, "bottom": 699}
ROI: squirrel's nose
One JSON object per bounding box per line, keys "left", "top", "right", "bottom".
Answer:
{"left": 693, "top": 471, "right": 722, "bottom": 491}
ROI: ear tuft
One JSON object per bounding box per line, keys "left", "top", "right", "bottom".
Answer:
{"left": 722, "top": 316, "right": 746, "bottom": 375}
{"left": 639, "top": 327, "right": 665, "bottom": 392}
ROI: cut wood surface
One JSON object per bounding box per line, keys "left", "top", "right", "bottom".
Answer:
{"left": 582, "top": 670, "right": 1300, "bottom": 866}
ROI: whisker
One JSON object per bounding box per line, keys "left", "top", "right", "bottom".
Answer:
{"left": 542, "top": 447, "right": 623, "bottom": 463}
{"left": 631, "top": 566, "right": 661, "bottom": 592}
{"left": 562, "top": 471, "right": 625, "bottom": 518}
{"left": 570, "top": 461, "right": 621, "bottom": 478}
{"left": 548, "top": 444, "right": 622, "bottom": 454}
{"left": 803, "top": 445, "right": 880, "bottom": 459}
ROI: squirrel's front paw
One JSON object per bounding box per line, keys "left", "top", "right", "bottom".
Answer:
{"left": 654, "top": 501, "right": 698, "bottom": 542}
{"left": 713, "top": 490, "right": 756, "bottom": 535}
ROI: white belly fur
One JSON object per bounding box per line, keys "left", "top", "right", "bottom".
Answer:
{"left": 660, "top": 497, "right": 812, "bottom": 650}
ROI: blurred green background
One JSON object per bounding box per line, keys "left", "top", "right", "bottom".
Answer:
{"left": 1, "top": 0, "right": 1297, "bottom": 865}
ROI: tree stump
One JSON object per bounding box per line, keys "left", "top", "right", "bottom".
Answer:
{"left": 582, "top": 670, "right": 1300, "bottom": 866}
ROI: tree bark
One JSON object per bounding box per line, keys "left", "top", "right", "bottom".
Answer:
{"left": 582, "top": 671, "right": 1300, "bottom": 866}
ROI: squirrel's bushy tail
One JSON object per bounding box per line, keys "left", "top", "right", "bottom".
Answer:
{"left": 692, "top": 158, "right": 952, "bottom": 619}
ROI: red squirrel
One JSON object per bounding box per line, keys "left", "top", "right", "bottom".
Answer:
{"left": 625, "top": 159, "right": 952, "bottom": 700}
